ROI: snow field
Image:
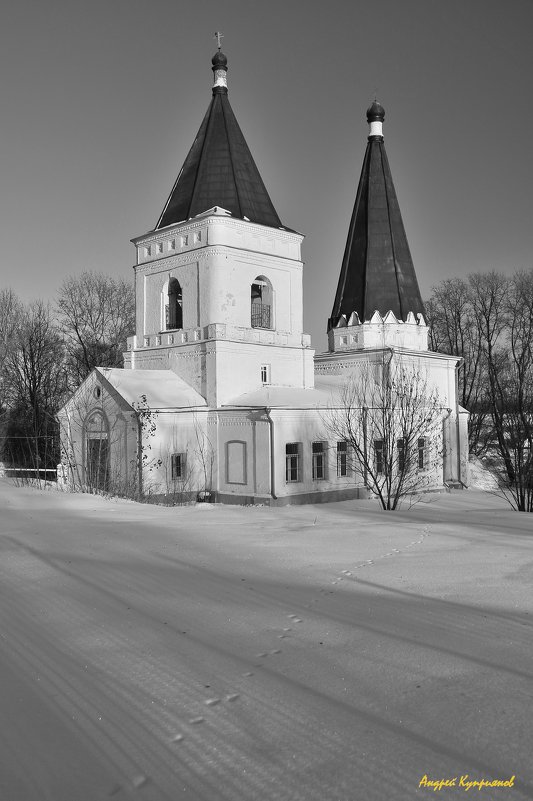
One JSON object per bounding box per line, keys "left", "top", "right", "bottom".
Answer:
{"left": 0, "top": 480, "right": 532, "bottom": 800}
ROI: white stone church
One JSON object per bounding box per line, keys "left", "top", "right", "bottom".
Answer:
{"left": 58, "top": 47, "right": 469, "bottom": 504}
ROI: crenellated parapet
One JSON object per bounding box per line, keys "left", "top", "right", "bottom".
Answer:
{"left": 327, "top": 309, "right": 429, "bottom": 352}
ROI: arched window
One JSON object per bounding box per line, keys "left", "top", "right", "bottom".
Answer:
{"left": 165, "top": 277, "right": 183, "bottom": 330}
{"left": 84, "top": 410, "right": 109, "bottom": 491}
{"left": 251, "top": 276, "right": 273, "bottom": 329}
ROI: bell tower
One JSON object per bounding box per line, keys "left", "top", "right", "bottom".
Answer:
{"left": 124, "top": 46, "right": 314, "bottom": 406}
{"left": 327, "top": 102, "right": 428, "bottom": 353}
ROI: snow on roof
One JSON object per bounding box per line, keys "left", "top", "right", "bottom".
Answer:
{"left": 97, "top": 368, "right": 207, "bottom": 410}
{"left": 225, "top": 376, "right": 345, "bottom": 409}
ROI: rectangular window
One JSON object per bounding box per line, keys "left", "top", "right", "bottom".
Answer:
{"left": 418, "top": 438, "right": 426, "bottom": 470}
{"left": 260, "top": 364, "right": 271, "bottom": 384}
{"left": 337, "top": 441, "right": 350, "bottom": 477}
{"left": 156, "top": 242, "right": 163, "bottom": 254}
{"left": 144, "top": 245, "right": 152, "bottom": 258}
{"left": 397, "top": 437, "right": 407, "bottom": 472}
{"left": 375, "top": 439, "right": 385, "bottom": 475}
{"left": 171, "top": 452, "right": 186, "bottom": 480}
{"left": 312, "top": 442, "right": 326, "bottom": 480}
{"left": 169, "top": 239, "right": 176, "bottom": 251}
{"left": 285, "top": 443, "right": 301, "bottom": 483}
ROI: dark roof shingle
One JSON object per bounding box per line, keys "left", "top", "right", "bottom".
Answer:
{"left": 329, "top": 109, "right": 425, "bottom": 329}
{"left": 156, "top": 56, "right": 283, "bottom": 230}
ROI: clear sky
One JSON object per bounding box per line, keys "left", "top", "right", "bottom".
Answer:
{"left": 1, "top": 0, "right": 532, "bottom": 352}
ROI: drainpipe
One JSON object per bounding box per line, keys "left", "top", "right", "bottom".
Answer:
{"left": 264, "top": 408, "right": 277, "bottom": 500}
{"left": 455, "top": 357, "right": 464, "bottom": 486}
{"left": 362, "top": 405, "right": 368, "bottom": 487}
{"left": 442, "top": 407, "right": 453, "bottom": 485}
{"left": 136, "top": 410, "right": 143, "bottom": 496}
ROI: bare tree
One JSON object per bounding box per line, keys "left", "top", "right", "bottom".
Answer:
{"left": 0, "top": 289, "right": 23, "bottom": 450}
{"left": 0, "top": 288, "right": 22, "bottom": 375}
{"left": 425, "top": 277, "right": 489, "bottom": 453}
{"left": 2, "top": 300, "right": 68, "bottom": 470}
{"left": 491, "top": 271, "right": 533, "bottom": 511}
{"left": 428, "top": 268, "right": 533, "bottom": 511}
{"left": 325, "top": 357, "right": 445, "bottom": 510}
{"left": 57, "top": 271, "right": 135, "bottom": 386}
{"left": 467, "top": 271, "right": 509, "bottom": 462}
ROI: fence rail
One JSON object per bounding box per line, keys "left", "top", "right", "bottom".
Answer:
{"left": 0, "top": 467, "right": 57, "bottom": 480}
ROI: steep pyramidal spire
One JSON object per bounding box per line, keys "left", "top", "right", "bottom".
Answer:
{"left": 156, "top": 45, "right": 283, "bottom": 230}
{"left": 328, "top": 102, "right": 425, "bottom": 330}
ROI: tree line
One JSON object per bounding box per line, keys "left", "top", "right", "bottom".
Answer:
{"left": 426, "top": 268, "right": 533, "bottom": 511}
{"left": 0, "top": 272, "right": 135, "bottom": 471}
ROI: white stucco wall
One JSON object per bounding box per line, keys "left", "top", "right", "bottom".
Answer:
{"left": 132, "top": 212, "right": 305, "bottom": 341}
{"left": 58, "top": 371, "right": 138, "bottom": 493}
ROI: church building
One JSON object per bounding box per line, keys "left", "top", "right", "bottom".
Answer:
{"left": 58, "top": 46, "right": 469, "bottom": 504}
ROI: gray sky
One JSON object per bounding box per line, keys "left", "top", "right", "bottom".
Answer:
{"left": 1, "top": 0, "right": 532, "bottom": 352}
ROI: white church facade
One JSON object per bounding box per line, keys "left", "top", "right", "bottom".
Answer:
{"left": 58, "top": 47, "right": 469, "bottom": 505}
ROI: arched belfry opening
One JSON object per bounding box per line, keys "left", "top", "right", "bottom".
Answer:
{"left": 251, "top": 276, "right": 273, "bottom": 329}
{"left": 165, "top": 277, "right": 183, "bottom": 330}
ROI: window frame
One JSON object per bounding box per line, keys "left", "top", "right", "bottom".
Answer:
{"left": 171, "top": 452, "right": 187, "bottom": 481}
{"left": 312, "top": 441, "right": 327, "bottom": 481}
{"left": 336, "top": 440, "right": 350, "bottom": 477}
{"left": 418, "top": 437, "right": 427, "bottom": 471}
{"left": 397, "top": 437, "right": 407, "bottom": 473}
{"left": 285, "top": 442, "right": 301, "bottom": 483}
{"left": 374, "top": 439, "right": 385, "bottom": 475}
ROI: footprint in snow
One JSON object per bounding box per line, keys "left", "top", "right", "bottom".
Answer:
{"left": 132, "top": 775, "right": 149, "bottom": 789}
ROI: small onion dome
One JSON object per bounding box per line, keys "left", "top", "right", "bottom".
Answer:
{"left": 211, "top": 49, "right": 228, "bottom": 70}
{"left": 366, "top": 101, "right": 385, "bottom": 123}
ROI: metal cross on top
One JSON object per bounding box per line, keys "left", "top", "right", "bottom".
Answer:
{"left": 214, "top": 31, "right": 224, "bottom": 49}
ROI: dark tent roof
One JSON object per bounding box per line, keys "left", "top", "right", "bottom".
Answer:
{"left": 156, "top": 51, "right": 283, "bottom": 230}
{"left": 328, "top": 104, "right": 425, "bottom": 329}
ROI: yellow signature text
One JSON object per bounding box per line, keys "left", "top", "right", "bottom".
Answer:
{"left": 419, "top": 774, "right": 516, "bottom": 792}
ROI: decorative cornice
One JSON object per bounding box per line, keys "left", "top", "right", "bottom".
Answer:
{"left": 132, "top": 218, "right": 208, "bottom": 245}
{"left": 133, "top": 242, "right": 302, "bottom": 274}
{"left": 219, "top": 417, "right": 253, "bottom": 426}
{"left": 134, "top": 212, "right": 303, "bottom": 247}
{"left": 315, "top": 346, "right": 461, "bottom": 365}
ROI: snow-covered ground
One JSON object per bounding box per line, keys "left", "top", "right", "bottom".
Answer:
{"left": 0, "top": 479, "right": 532, "bottom": 801}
